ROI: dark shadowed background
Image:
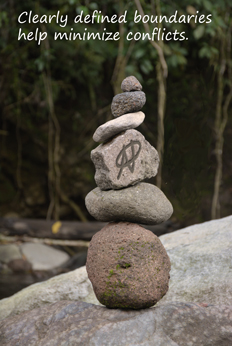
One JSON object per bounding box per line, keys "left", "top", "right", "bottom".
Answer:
{"left": 0, "top": 0, "right": 231, "bottom": 227}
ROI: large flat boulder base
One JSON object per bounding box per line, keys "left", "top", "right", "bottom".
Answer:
{"left": 0, "top": 216, "right": 232, "bottom": 345}
{"left": 0, "top": 301, "right": 231, "bottom": 346}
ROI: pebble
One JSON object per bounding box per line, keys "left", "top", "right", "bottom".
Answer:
{"left": 0, "top": 244, "right": 22, "bottom": 264}
{"left": 85, "top": 182, "right": 173, "bottom": 225}
{"left": 20, "top": 243, "right": 70, "bottom": 271}
{"left": 91, "top": 129, "right": 159, "bottom": 190}
{"left": 86, "top": 222, "right": 171, "bottom": 309}
{"left": 121, "top": 76, "right": 142, "bottom": 92}
{"left": 93, "top": 111, "right": 145, "bottom": 143}
{"left": 111, "top": 91, "right": 146, "bottom": 118}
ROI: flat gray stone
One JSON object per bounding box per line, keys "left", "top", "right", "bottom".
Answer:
{"left": 85, "top": 182, "right": 173, "bottom": 225}
{"left": 93, "top": 111, "right": 145, "bottom": 143}
{"left": 121, "top": 76, "right": 142, "bottom": 92}
{"left": 0, "top": 244, "right": 22, "bottom": 264}
{"left": 20, "top": 243, "right": 70, "bottom": 270}
{"left": 91, "top": 129, "right": 159, "bottom": 190}
{"left": 111, "top": 91, "right": 146, "bottom": 118}
{"left": 0, "top": 301, "right": 231, "bottom": 346}
{"left": 0, "top": 266, "right": 99, "bottom": 322}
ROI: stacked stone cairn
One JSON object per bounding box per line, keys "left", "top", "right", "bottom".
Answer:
{"left": 85, "top": 76, "right": 173, "bottom": 309}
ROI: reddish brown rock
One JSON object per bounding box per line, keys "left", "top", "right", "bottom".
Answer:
{"left": 86, "top": 222, "right": 171, "bottom": 309}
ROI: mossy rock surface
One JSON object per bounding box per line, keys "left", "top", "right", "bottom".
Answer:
{"left": 86, "top": 222, "right": 171, "bottom": 309}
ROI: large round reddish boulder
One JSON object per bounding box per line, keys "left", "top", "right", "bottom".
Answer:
{"left": 86, "top": 222, "right": 171, "bottom": 309}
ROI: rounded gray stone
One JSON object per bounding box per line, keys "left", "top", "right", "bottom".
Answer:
{"left": 91, "top": 129, "right": 159, "bottom": 190}
{"left": 20, "top": 243, "right": 70, "bottom": 270}
{"left": 121, "top": 76, "right": 142, "bottom": 92}
{"left": 111, "top": 91, "right": 146, "bottom": 118}
{"left": 93, "top": 111, "right": 145, "bottom": 143}
{"left": 85, "top": 182, "right": 173, "bottom": 225}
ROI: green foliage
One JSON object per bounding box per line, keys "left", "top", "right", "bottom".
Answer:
{"left": 0, "top": 0, "right": 231, "bottom": 224}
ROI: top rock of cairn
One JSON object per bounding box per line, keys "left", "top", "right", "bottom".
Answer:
{"left": 121, "top": 76, "right": 142, "bottom": 92}
{"left": 110, "top": 75, "right": 145, "bottom": 118}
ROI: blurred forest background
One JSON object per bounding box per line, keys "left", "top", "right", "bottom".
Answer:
{"left": 0, "top": 0, "right": 231, "bottom": 228}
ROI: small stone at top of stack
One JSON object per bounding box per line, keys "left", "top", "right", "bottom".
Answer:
{"left": 93, "top": 76, "right": 146, "bottom": 143}
{"left": 111, "top": 76, "right": 146, "bottom": 118}
{"left": 121, "top": 76, "right": 142, "bottom": 92}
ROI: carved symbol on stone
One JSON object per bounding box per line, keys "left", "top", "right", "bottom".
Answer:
{"left": 116, "top": 140, "right": 141, "bottom": 180}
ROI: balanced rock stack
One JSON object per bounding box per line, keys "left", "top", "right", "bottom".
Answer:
{"left": 85, "top": 76, "right": 173, "bottom": 309}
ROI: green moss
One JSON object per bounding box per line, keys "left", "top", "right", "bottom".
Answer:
{"left": 107, "top": 269, "right": 114, "bottom": 278}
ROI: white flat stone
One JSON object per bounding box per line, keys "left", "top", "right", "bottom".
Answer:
{"left": 93, "top": 111, "right": 145, "bottom": 143}
{"left": 20, "top": 243, "right": 70, "bottom": 270}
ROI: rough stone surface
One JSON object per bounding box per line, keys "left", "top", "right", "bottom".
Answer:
{"left": 91, "top": 129, "right": 159, "bottom": 190}
{"left": 0, "top": 244, "right": 22, "bottom": 264}
{"left": 0, "top": 266, "right": 99, "bottom": 322}
{"left": 20, "top": 243, "right": 70, "bottom": 270}
{"left": 93, "top": 111, "right": 145, "bottom": 143}
{"left": 158, "top": 215, "right": 232, "bottom": 306}
{"left": 111, "top": 91, "right": 146, "bottom": 118}
{"left": 0, "top": 300, "right": 232, "bottom": 346}
{"left": 1, "top": 216, "right": 231, "bottom": 322}
{"left": 85, "top": 182, "right": 173, "bottom": 225}
{"left": 121, "top": 75, "right": 142, "bottom": 92}
{"left": 86, "top": 222, "right": 171, "bottom": 309}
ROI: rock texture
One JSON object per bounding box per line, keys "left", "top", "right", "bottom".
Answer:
{"left": 111, "top": 91, "right": 146, "bottom": 118}
{"left": 121, "top": 76, "right": 142, "bottom": 92}
{"left": 158, "top": 214, "right": 232, "bottom": 306}
{"left": 0, "top": 244, "right": 22, "bottom": 263}
{"left": 93, "top": 111, "right": 145, "bottom": 143}
{"left": 0, "top": 266, "right": 99, "bottom": 322}
{"left": 85, "top": 182, "right": 173, "bottom": 225}
{"left": 86, "top": 222, "right": 171, "bottom": 309}
{"left": 1, "top": 216, "right": 231, "bottom": 323}
{"left": 20, "top": 243, "right": 70, "bottom": 270}
{"left": 0, "top": 300, "right": 232, "bottom": 346}
{"left": 91, "top": 129, "right": 159, "bottom": 190}
{"left": 87, "top": 76, "right": 172, "bottom": 309}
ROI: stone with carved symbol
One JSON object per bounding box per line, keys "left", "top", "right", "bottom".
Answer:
{"left": 85, "top": 182, "right": 173, "bottom": 225}
{"left": 91, "top": 129, "right": 159, "bottom": 190}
